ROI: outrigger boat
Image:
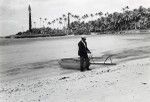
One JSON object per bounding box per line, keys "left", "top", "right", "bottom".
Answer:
{"left": 58, "top": 58, "right": 81, "bottom": 69}
{"left": 58, "top": 55, "right": 116, "bottom": 69}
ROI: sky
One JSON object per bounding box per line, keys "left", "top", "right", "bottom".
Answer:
{"left": 0, "top": 0, "right": 150, "bottom": 36}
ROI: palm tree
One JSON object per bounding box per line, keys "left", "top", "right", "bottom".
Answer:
{"left": 33, "top": 21, "right": 36, "bottom": 28}
{"left": 90, "top": 14, "right": 94, "bottom": 17}
{"left": 59, "top": 21, "right": 63, "bottom": 29}
{"left": 44, "top": 18, "right": 47, "bottom": 27}
{"left": 62, "top": 14, "right": 66, "bottom": 18}
{"left": 67, "top": 12, "right": 71, "bottom": 30}
{"left": 62, "top": 17, "right": 67, "bottom": 28}
{"left": 42, "top": 21, "right": 45, "bottom": 28}
{"left": 48, "top": 22, "right": 51, "bottom": 25}
{"left": 56, "top": 18, "right": 59, "bottom": 21}
{"left": 47, "top": 22, "right": 51, "bottom": 28}
{"left": 39, "top": 17, "right": 42, "bottom": 28}
{"left": 74, "top": 15, "right": 80, "bottom": 19}
{"left": 98, "top": 12, "right": 103, "bottom": 17}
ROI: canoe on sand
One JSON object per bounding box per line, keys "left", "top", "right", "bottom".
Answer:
{"left": 58, "top": 58, "right": 82, "bottom": 70}
{"left": 58, "top": 57, "right": 116, "bottom": 69}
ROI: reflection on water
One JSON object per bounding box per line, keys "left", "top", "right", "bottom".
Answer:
{"left": 0, "top": 34, "right": 149, "bottom": 71}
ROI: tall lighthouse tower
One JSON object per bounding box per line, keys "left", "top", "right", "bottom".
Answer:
{"left": 28, "top": 4, "right": 32, "bottom": 33}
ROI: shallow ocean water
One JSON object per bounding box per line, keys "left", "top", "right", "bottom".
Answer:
{"left": 0, "top": 34, "right": 149, "bottom": 73}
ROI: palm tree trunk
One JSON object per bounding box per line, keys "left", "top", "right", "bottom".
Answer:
{"left": 67, "top": 13, "right": 70, "bottom": 35}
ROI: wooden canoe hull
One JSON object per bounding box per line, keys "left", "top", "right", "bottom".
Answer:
{"left": 58, "top": 58, "right": 116, "bottom": 69}
{"left": 58, "top": 58, "right": 86, "bottom": 69}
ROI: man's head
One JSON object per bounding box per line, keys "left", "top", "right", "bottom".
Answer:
{"left": 81, "top": 35, "right": 86, "bottom": 41}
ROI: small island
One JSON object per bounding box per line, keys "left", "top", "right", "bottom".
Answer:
{"left": 5, "top": 6, "right": 150, "bottom": 39}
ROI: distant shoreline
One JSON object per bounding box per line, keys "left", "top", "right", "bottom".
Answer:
{"left": 0, "top": 32, "right": 150, "bottom": 46}
{"left": 2, "top": 29, "right": 150, "bottom": 39}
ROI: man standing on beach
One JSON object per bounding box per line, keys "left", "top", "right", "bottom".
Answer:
{"left": 78, "top": 36, "right": 91, "bottom": 71}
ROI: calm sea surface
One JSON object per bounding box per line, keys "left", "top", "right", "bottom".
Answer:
{"left": 0, "top": 34, "right": 149, "bottom": 71}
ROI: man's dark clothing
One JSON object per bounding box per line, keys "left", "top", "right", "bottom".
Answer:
{"left": 78, "top": 40, "right": 91, "bottom": 71}
{"left": 80, "top": 56, "right": 90, "bottom": 71}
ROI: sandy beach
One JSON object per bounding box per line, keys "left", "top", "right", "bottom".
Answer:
{"left": 0, "top": 34, "right": 150, "bottom": 102}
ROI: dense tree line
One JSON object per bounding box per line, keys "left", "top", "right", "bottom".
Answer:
{"left": 10, "top": 6, "right": 150, "bottom": 38}
{"left": 70, "top": 6, "right": 150, "bottom": 33}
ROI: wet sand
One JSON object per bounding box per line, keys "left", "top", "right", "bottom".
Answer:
{"left": 0, "top": 34, "right": 150, "bottom": 102}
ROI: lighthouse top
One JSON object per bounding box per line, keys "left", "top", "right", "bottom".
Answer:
{"left": 28, "top": 5, "right": 31, "bottom": 12}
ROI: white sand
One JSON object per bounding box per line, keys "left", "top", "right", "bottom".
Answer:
{"left": 0, "top": 34, "right": 150, "bottom": 102}
{"left": 0, "top": 57, "right": 150, "bottom": 102}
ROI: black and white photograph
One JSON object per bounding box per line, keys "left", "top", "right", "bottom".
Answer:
{"left": 0, "top": 0, "right": 150, "bottom": 102}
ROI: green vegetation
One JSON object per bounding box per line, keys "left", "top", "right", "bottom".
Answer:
{"left": 7, "top": 6, "right": 150, "bottom": 38}
{"left": 89, "top": 6, "right": 150, "bottom": 32}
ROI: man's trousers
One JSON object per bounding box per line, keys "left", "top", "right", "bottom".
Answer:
{"left": 80, "top": 56, "right": 90, "bottom": 71}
